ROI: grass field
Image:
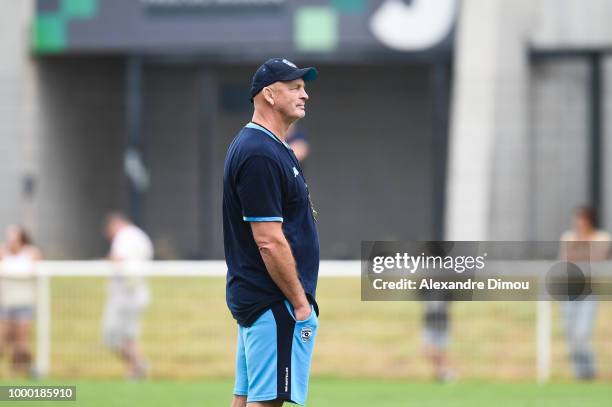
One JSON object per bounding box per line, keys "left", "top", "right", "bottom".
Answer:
{"left": 2, "top": 379, "right": 611, "bottom": 407}
{"left": 2, "top": 273, "right": 611, "bottom": 406}
{"left": 33, "top": 275, "right": 612, "bottom": 380}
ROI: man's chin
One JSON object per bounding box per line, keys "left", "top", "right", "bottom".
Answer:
{"left": 285, "top": 109, "right": 305, "bottom": 122}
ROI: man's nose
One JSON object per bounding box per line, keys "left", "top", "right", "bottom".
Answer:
{"left": 301, "top": 89, "right": 309, "bottom": 100}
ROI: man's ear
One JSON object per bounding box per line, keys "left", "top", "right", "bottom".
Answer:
{"left": 263, "top": 86, "right": 275, "bottom": 105}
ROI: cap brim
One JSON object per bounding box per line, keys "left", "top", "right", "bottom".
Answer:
{"left": 280, "top": 67, "right": 318, "bottom": 82}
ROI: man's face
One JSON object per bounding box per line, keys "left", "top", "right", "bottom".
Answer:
{"left": 267, "top": 78, "right": 309, "bottom": 121}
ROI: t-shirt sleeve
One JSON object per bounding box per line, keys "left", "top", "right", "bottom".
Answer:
{"left": 236, "top": 155, "right": 284, "bottom": 222}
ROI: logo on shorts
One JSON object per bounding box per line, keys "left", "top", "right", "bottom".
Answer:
{"left": 300, "top": 327, "right": 313, "bottom": 342}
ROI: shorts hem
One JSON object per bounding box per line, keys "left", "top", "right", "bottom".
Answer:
{"left": 276, "top": 393, "right": 303, "bottom": 405}
{"left": 246, "top": 393, "right": 280, "bottom": 403}
{"left": 282, "top": 398, "right": 304, "bottom": 405}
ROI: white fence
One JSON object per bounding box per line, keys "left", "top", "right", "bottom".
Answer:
{"left": 16, "top": 260, "right": 610, "bottom": 380}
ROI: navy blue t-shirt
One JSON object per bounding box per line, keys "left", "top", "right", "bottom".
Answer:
{"left": 223, "top": 122, "right": 320, "bottom": 327}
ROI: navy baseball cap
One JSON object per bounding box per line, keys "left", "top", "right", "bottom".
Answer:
{"left": 250, "top": 58, "right": 318, "bottom": 101}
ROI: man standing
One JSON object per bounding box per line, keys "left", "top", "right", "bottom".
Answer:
{"left": 223, "top": 58, "right": 320, "bottom": 406}
{"left": 103, "top": 213, "right": 153, "bottom": 379}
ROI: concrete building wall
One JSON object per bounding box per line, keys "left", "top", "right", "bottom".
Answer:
{"left": 141, "top": 65, "right": 202, "bottom": 259}
{"left": 22, "top": 61, "right": 434, "bottom": 259}
{"left": 33, "top": 61, "right": 205, "bottom": 259}
{"left": 532, "top": 0, "right": 612, "bottom": 238}
{"left": 0, "top": 0, "right": 37, "bottom": 235}
{"left": 529, "top": 60, "right": 590, "bottom": 240}
{"left": 532, "top": 0, "right": 612, "bottom": 47}
{"left": 448, "top": 0, "right": 612, "bottom": 241}
{"left": 604, "top": 58, "right": 612, "bottom": 232}
{"left": 529, "top": 0, "right": 612, "bottom": 237}
{"left": 446, "top": 0, "right": 532, "bottom": 240}
{"left": 13, "top": 0, "right": 612, "bottom": 256}
{"left": 35, "top": 58, "right": 126, "bottom": 258}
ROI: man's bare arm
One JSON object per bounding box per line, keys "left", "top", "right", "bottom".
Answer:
{"left": 250, "top": 221, "right": 311, "bottom": 321}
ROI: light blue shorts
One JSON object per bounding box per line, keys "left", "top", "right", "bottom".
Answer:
{"left": 234, "top": 301, "right": 319, "bottom": 405}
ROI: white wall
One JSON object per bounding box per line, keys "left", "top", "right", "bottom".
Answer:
{"left": 446, "top": 0, "right": 532, "bottom": 240}
{"left": 447, "top": 0, "right": 612, "bottom": 240}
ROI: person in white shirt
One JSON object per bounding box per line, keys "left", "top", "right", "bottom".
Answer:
{"left": 559, "top": 206, "right": 611, "bottom": 380}
{"left": 0, "top": 225, "right": 41, "bottom": 376}
{"left": 102, "top": 213, "right": 153, "bottom": 379}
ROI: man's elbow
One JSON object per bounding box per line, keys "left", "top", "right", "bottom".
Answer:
{"left": 254, "top": 235, "right": 285, "bottom": 256}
